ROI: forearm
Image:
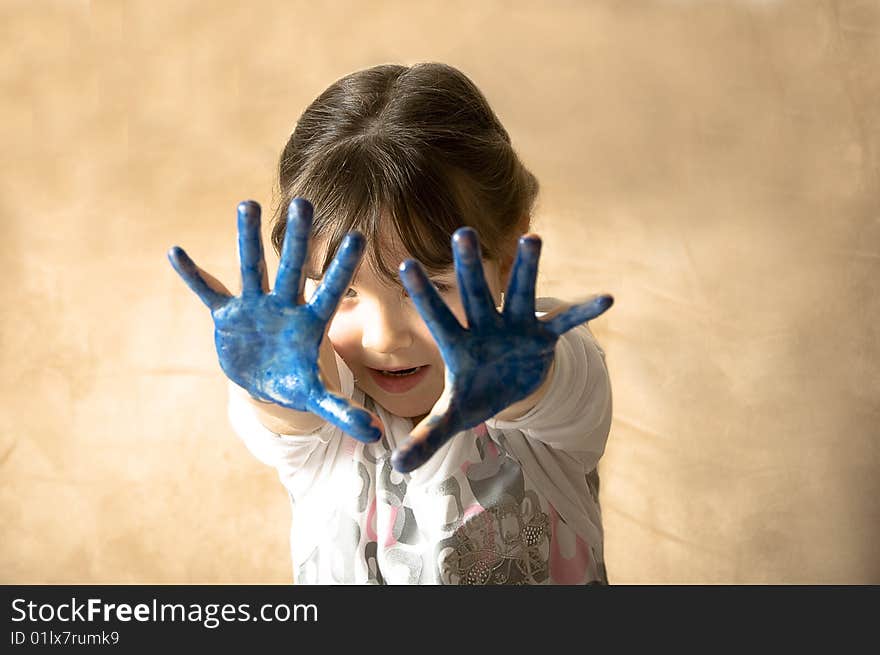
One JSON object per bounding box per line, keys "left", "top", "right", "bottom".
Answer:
{"left": 240, "top": 389, "right": 324, "bottom": 435}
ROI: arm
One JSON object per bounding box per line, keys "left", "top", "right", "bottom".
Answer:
{"left": 227, "top": 378, "right": 337, "bottom": 500}
{"left": 236, "top": 386, "right": 325, "bottom": 435}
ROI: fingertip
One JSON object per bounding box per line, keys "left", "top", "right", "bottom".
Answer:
{"left": 518, "top": 233, "right": 542, "bottom": 251}
{"left": 368, "top": 413, "right": 385, "bottom": 441}
{"left": 287, "top": 197, "right": 314, "bottom": 220}
{"left": 342, "top": 230, "right": 366, "bottom": 253}
{"left": 398, "top": 259, "right": 428, "bottom": 292}
{"left": 399, "top": 258, "right": 416, "bottom": 273}
{"left": 238, "top": 200, "right": 261, "bottom": 216}
{"left": 238, "top": 203, "right": 261, "bottom": 235}
{"left": 286, "top": 202, "right": 313, "bottom": 241}
{"left": 452, "top": 226, "right": 480, "bottom": 250}
{"left": 598, "top": 294, "right": 614, "bottom": 311}
{"left": 452, "top": 227, "right": 483, "bottom": 265}
{"left": 390, "top": 445, "right": 420, "bottom": 474}
{"left": 390, "top": 453, "right": 407, "bottom": 473}
{"left": 167, "top": 246, "right": 191, "bottom": 269}
{"left": 350, "top": 412, "right": 382, "bottom": 443}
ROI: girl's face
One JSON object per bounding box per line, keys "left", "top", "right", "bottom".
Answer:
{"left": 304, "top": 235, "right": 505, "bottom": 420}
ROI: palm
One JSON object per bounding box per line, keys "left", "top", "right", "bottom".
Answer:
{"left": 168, "top": 198, "right": 381, "bottom": 444}
{"left": 442, "top": 323, "right": 556, "bottom": 425}
{"left": 211, "top": 294, "right": 324, "bottom": 410}
{"left": 393, "top": 227, "right": 613, "bottom": 472}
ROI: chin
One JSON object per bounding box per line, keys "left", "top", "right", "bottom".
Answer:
{"left": 366, "top": 385, "right": 435, "bottom": 419}
{"left": 380, "top": 397, "right": 433, "bottom": 420}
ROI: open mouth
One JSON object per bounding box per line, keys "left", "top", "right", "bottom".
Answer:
{"left": 367, "top": 365, "right": 430, "bottom": 394}
{"left": 376, "top": 366, "right": 422, "bottom": 377}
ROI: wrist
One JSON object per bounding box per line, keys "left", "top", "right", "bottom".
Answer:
{"left": 233, "top": 383, "right": 325, "bottom": 435}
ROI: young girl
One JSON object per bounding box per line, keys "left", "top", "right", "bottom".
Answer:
{"left": 169, "top": 63, "right": 614, "bottom": 585}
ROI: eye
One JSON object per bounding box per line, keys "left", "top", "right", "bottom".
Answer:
{"left": 432, "top": 281, "right": 454, "bottom": 294}
{"left": 343, "top": 287, "right": 358, "bottom": 299}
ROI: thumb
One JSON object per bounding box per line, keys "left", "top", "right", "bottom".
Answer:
{"left": 391, "top": 393, "right": 460, "bottom": 473}
{"left": 307, "top": 390, "right": 384, "bottom": 443}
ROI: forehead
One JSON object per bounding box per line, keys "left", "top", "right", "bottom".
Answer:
{"left": 304, "top": 234, "right": 455, "bottom": 283}
{"left": 305, "top": 225, "right": 403, "bottom": 270}
{"left": 307, "top": 215, "right": 456, "bottom": 272}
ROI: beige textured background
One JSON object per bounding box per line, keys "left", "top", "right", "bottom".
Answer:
{"left": 2, "top": 0, "right": 877, "bottom": 584}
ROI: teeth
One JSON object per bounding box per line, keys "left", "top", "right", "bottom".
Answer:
{"left": 380, "top": 366, "right": 420, "bottom": 377}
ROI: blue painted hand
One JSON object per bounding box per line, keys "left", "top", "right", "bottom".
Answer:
{"left": 392, "top": 227, "right": 613, "bottom": 472}
{"left": 167, "top": 198, "right": 383, "bottom": 443}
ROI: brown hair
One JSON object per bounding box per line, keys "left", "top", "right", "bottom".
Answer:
{"left": 270, "top": 62, "right": 539, "bottom": 282}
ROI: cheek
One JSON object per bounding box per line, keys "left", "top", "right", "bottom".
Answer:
{"left": 413, "top": 321, "right": 441, "bottom": 355}
{"left": 439, "top": 292, "right": 471, "bottom": 329}
{"left": 412, "top": 314, "right": 447, "bottom": 367}
{"left": 326, "top": 312, "right": 360, "bottom": 359}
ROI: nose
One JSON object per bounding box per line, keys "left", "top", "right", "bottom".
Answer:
{"left": 361, "top": 301, "right": 414, "bottom": 354}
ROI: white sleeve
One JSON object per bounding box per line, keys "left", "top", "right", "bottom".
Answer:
{"left": 225, "top": 351, "right": 356, "bottom": 499}
{"left": 485, "top": 322, "right": 612, "bottom": 464}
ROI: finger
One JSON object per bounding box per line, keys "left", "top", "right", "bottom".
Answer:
{"left": 399, "top": 259, "right": 464, "bottom": 345}
{"left": 503, "top": 234, "right": 541, "bottom": 323}
{"left": 545, "top": 294, "right": 614, "bottom": 337}
{"left": 452, "top": 227, "right": 501, "bottom": 330}
{"left": 237, "top": 200, "right": 268, "bottom": 297}
{"left": 274, "top": 198, "right": 313, "bottom": 304}
{"left": 308, "top": 232, "right": 365, "bottom": 322}
{"left": 167, "top": 246, "right": 231, "bottom": 310}
{"left": 307, "top": 390, "right": 383, "bottom": 443}
{"left": 391, "top": 410, "right": 460, "bottom": 473}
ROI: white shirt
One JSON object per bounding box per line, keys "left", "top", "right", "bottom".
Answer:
{"left": 227, "top": 299, "right": 613, "bottom": 584}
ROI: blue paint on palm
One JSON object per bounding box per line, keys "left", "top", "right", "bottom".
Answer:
{"left": 392, "top": 227, "right": 613, "bottom": 472}
{"left": 168, "top": 198, "right": 382, "bottom": 443}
